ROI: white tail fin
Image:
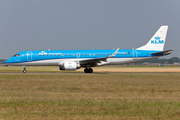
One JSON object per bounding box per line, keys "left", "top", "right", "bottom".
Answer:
{"left": 137, "top": 26, "right": 168, "bottom": 51}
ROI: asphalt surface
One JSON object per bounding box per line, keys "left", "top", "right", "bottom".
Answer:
{"left": 0, "top": 72, "right": 180, "bottom": 75}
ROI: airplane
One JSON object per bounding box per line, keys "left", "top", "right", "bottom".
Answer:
{"left": 5, "top": 26, "right": 173, "bottom": 73}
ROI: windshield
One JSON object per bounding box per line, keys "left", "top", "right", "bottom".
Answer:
{"left": 13, "top": 54, "right": 21, "bottom": 57}
{"left": 13, "top": 54, "right": 17, "bottom": 57}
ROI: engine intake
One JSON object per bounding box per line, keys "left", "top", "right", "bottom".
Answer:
{"left": 59, "top": 62, "right": 80, "bottom": 70}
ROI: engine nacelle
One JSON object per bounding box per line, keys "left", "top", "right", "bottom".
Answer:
{"left": 59, "top": 62, "right": 80, "bottom": 70}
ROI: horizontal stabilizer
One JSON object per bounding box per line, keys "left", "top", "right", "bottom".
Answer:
{"left": 151, "top": 50, "right": 173, "bottom": 56}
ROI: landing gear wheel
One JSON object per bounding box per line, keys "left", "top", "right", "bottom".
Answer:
{"left": 89, "top": 68, "right": 93, "bottom": 73}
{"left": 84, "top": 68, "right": 93, "bottom": 73}
{"left": 23, "top": 68, "right": 26, "bottom": 73}
{"left": 84, "top": 69, "right": 88, "bottom": 73}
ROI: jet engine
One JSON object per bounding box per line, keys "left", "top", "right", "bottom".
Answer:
{"left": 59, "top": 62, "right": 80, "bottom": 70}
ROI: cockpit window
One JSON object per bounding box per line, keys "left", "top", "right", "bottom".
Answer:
{"left": 13, "top": 54, "right": 17, "bottom": 57}
{"left": 13, "top": 54, "right": 21, "bottom": 57}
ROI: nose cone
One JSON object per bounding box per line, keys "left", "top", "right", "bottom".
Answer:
{"left": 5, "top": 59, "right": 10, "bottom": 63}
{"left": 5, "top": 57, "right": 14, "bottom": 64}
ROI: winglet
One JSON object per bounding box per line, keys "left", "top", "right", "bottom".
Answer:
{"left": 107, "top": 48, "right": 119, "bottom": 58}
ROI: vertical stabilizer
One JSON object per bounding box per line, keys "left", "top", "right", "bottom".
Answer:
{"left": 137, "top": 26, "right": 168, "bottom": 51}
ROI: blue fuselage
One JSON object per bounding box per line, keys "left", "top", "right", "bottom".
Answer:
{"left": 6, "top": 49, "right": 162, "bottom": 66}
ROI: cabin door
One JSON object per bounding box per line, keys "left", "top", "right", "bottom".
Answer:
{"left": 27, "top": 51, "right": 32, "bottom": 61}
{"left": 133, "top": 50, "right": 137, "bottom": 60}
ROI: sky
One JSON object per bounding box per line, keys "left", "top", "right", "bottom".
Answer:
{"left": 0, "top": 0, "right": 180, "bottom": 59}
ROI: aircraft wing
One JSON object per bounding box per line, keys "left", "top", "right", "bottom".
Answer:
{"left": 77, "top": 48, "right": 119, "bottom": 65}
{"left": 151, "top": 49, "right": 173, "bottom": 56}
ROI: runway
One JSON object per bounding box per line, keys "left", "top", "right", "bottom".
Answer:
{"left": 0, "top": 72, "right": 180, "bottom": 75}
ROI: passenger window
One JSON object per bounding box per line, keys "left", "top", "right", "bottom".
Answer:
{"left": 81, "top": 54, "right": 83, "bottom": 56}
{"left": 62, "top": 54, "right": 63, "bottom": 56}
{"left": 97, "top": 54, "right": 99, "bottom": 56}
{"left": 51, "top": 54, "right": 52, "bottom": 56}
{"left": 110, "top": 54, "right": 112, "bottom": 55}
{"left": 69, "top": 54, "right": 71, "bottom": 56}
{"left": 43, "top": 55, "right": 45, "bottom": 56}
{"left": 73, "top": 54, "right": 75, "bottom": 56}
{"left": 90, "top": 54, "right": 91, "bottom": 56}
{"left": 54, "top": 54, "right": 56, "bottom": 56}
{"left": 47, "top": 54, "right": 48, "bottom": 56}
{"left": 118, "top": 54, "right": 119, "bottom": 55}
{"left": 58, "top": 54, "right": 60, "bottom": 56}
{"left": 86, "top": 54, "right": 87, "bottom": 56}
{"left": 104, "top": 54, "right": 105, "bottom": 55}
{"left": 107, "top": 54, "right": 109, "bottom": 55}
{"left": 93, "top": 54, "right": 95, "bottom": 56}
{"left": 39, "top": 55, "right": 41, "bottom": 56}
{"left": 66, "top": 54, "right": 67, "bottom": 56}
{"left": 100, "top": 54, "right": 102, "bottom": 55}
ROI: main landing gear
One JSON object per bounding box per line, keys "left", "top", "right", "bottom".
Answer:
{"left": 84, "top": 67, "right": 93, "bottom": 73}
{"left": 22, "top": 66, "right": 26, "bottom": 73}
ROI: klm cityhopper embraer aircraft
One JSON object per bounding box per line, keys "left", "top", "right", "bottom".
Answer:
{"left": 6, "top": 26, "right": 173, "bottom": 73}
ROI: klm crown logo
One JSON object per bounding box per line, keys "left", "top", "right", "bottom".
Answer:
{"left": 151, "top": 36, "right": 164, "bottom": 44}
{"left": 39, "top": 51, "right": 47, "bottom": 55}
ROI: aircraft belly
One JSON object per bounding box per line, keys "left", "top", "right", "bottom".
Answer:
{"left": 107, "top": 57, "right": 152, "bottom": 65}
{"left": 107, "top": 58, "right": 134, "bottom": 65}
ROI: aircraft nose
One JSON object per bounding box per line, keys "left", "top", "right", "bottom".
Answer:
{"left": 5, "top": 59, "right": 10, "bottom": 63}
{"left": 5, "top": 58, "right": 13, "bottom": 64}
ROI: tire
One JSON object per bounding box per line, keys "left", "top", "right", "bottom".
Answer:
{"left": 84, "top": 69, "right": 88, "bottom": 73}
{"left": 84, "top": 68, "right": 93, "bottom": 73}
{"left": 89, "top": 69, "right": 93, "bottom": 73}
{"left": 90, "top": 69, "right": 93, "bottom": 73}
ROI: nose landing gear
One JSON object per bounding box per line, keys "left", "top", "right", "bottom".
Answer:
{"left": 23, "top": 68, "right": 26, "bottom": 73}
{"left": 22, "top": 66, "right": 26, "bottom": 73}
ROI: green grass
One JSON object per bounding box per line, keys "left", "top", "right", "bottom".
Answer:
{"left": 0, "top": 74, "right": 180, "bottom": 119}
